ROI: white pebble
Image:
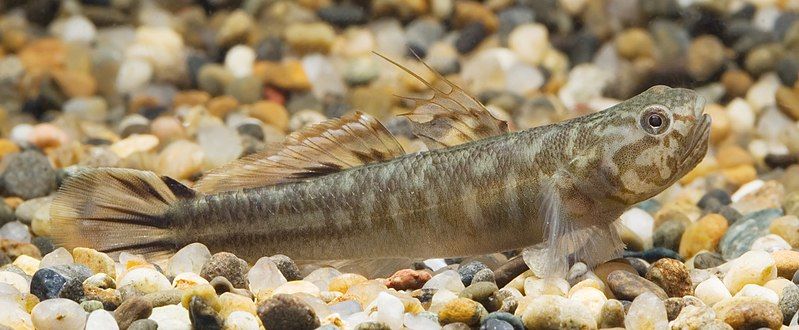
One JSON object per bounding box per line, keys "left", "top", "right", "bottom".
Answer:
{"left": 726, "top": 98, "right": 756, "bottom": 133}
{"left": 568, "top": 287, "right": 607, "bottom": 322}
{"left": 0, "top": 300, "right": 33, "bottom": 330}
{"left": 224, "top": 311, "right": 260, "bottom": 330}
{"left": 619, "top": 208, "right": 655, "bottom": 249}
{"left": 172, "top": 272, "right": 209, "bottom": 288}
{"left": 304, "top": 267, "right": 341, "bottom": 291}
{"left": 428, "top": 289, "right": 459, "bottom": 313}
{"left": 247, "top": 257, "right": 287, "bottom": 294}
{"left": 0, "top": 221, "right": 31, "bottom": 243}
{"left": 404, "top": 312, "right": 441, "bottom": 329}
{"left": 746, "top": 72, "right": 780, "bottom": 112}
{"left": 198, "top": 123, "right": 243, "bottom": 169}
{"left": 624, "top": 292, "right": 668, "bottom": 330}
{"left": 366, "top": 292, "right": 404, "bottom": 329}
{"left": 508, "top": 23, "right": 550, "bottom": 65}
{"left": 731, "top": 179, "right": 765, "bottom": 202}
{"left": 10, "top": 124, "right": 34, "bottom": 146}
{"left": 750, "top": 234, "right": 791, "bottom": 253}
{"left": 225, "top": 45, "right": 256, "bottom": 78}
{"left": 422, "top": 270, "right": 465, "bottom": 293}
{"left": 523, "top": 277, "right": 570, "bottom": 297}
{"left": 118, "top": 267, "right": 172, "bottom": 294}
{"left": 0, "top": 271, "right": 29, "bottom": 294}
{"left": 272, "top": 281, "right": 320, "bottom": 297}
{"left": 734, "top": 284, "right": 779, "bottom": 304}
{"left": 58, "top": 15, "right": 97, "bottom": 44}
{"left": 116, "top": 58, "right": 153, "bottom": 93}
{"left": 695, "top": 276, "right": 732, "bottom": 306}
{"left": 12, "top": 255, "right": 40, "bottom": 276}
{"left": 167, "top": 243, "right": 211, "bottom": 277}
{"left": 31, "top": 298, "right": 87, "bottom": 330}
{"left": 85, "top": 309, "right": 119, "bottom": 330}
{"left": 39, "top": 247, "right": 74, "bottom": 269}
{"left": 722, "top": 250, "right": 777, "bottom": 294}
{"left": 149, "top": 305, "right": 191, "bottom": 330}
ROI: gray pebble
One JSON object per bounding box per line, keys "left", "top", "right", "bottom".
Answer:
{"left": 0, "top": 150, "right": 56, "bottom": 199}
{"left": 652, "top": 220, "right": 686, "bottom": 251}
{"left": 482, "top": 312, "right": 523, "bottom": 330}
{"left": 200, "top": 252, "right": 249, "bottom": 289}
{"left": 127, "top": 319, "right": 158, "bottom": 330}
{"left": 458, "top": 261, "right": 488, "bottom": 286}
{"left": 780, "top": 284, "right": 799, "bottom": 325}
{"left": 258, "top": 294, "right": 320, "bottom": 330}
{"left": 114, "top": 296, "right": 153, "bottom": 330}
{"left": 269, "top": 254, "right": 302, "bottom": 281}
{"left": 471, "top": 268, "right": 496, "bottom": 285}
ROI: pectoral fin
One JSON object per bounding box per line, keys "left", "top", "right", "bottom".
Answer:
{"left": 524, "top": 178, "right": 625, "bottom": 278}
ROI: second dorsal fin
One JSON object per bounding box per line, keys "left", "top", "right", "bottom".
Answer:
{"left": 375, "top": 52, "right": 509, "bottom": 149}
{"left": 194, "top": 112, "right": 405, "bottom": 193}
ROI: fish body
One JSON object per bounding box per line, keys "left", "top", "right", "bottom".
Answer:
{"left": 51, "top": 62, "right": 710, "bottom": 276}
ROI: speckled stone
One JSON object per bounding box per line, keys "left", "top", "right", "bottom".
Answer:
{"left": 257, "top": 294, "right": 320, "bottom": 330}
{"left": 30, "top": 263, "right": 93, "bottom": 301}
{"left": 606, "top": 270, "right": 668, "bottom": 301}
{"left": 200, "top": 252, "right": 249, "bottom": 289}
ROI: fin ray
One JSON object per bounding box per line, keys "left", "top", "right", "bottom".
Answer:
{"left": 194, "top": 112, "right": 405, "bottom": 194}
{"left": 376, "top": 52, "right": 509, "bottom": 149}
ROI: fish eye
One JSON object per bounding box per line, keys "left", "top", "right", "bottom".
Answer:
{"left": 640, "top": 105, "right": 670, "bottom": 135}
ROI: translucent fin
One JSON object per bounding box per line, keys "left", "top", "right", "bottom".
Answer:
{"left": 194, "top": 112, "right": 405, "bottom": 194}
{"left": 312, "top": 258, "right": 416, "bottom": 278}
{"left": 50, "top": 168, "right": 192, "bottom": 262}
{"left": 523, "top": 179, "right": 625, "bottom": 278}
{"left": 374, "top": 52, "right": 508, "bottom": 149}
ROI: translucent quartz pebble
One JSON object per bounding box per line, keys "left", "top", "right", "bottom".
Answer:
{"left": 423, "top": 270, "right": 465, "bottom": 293}
{"left": 85, "top": 309, "right": 119, "bottom": 330}
{"left": 167, "top": 243, "right": 211, "bottom": 276}
{"left": 0, "top": 271, "right": 29, "bottom": 294}
{"left": 695, "top": 276, "right": 732, "bottom": 306}
{"left": 429, "top": 289, "right": 459, "bottom": 313}
{"left": 366, "top": 292, "right": 404, "bottom": 329}
{"left": 31, "top": 298, "right": 87, "bottom": 330}
{"left": 0, "top": 221, "right": 31, "bottom": 243}
{"left": 117, "top": 267, "right": 172, "bottom": 294}
{"left": 404, "top": 312, "right": 441, "bottom": 329}
{"left": 624, "top": 292, "right": 668, "bottom": 330}
{"left": 0, "top": 300, "right": 33, "bottom": 330}
{"left": 224, "top": 311, "right": 260, "bottom": 330}
{"left": 149, "top": 305, "right": 191, "bottom": 330}
{"left": 247, "top": 257, "right": 287, "bottom": 294}
{"left": 39, "top": 247, "right": 74, "bottom": 269}
{"left": 305, "top": 267, "right": 342, "bottom": 291}
{"left": 329, "top": 300, "right": 362, "bottom": 318}
{"left": 198, "top": 123, "right": 243, "bottom": 169}
{"left": 723, "top": 250, "right": 777, "bottom": 294}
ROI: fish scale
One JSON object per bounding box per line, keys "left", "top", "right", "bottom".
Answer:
{"left": 51, "top": 61, "right": 709, "bottom": 277}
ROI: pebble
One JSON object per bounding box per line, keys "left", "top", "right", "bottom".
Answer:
{"left": 519, "top": 295, "right": 595, "bottom": 330}
{"left": 31, "top": 263, "right": 93, "bottom": 301}
{"left": 257, "top": 294, "right": 320, "bottom": 330}
{"left": 148, "top": 305, "right": 191, "bottom": 330}
{"left": 31, "top": 298, "right": 87, "bottom": 330}
{"left": 679, "top": 213, "right": 728, "bottom": 259}
{"left": 73, "top": 248, "right": 115, "bottom": 279}
{"left": 114, "top": 296, "right": 153, "bottom": 330}
{"left": 719, "top": 209, "right": 783, "bottom": 260}
{"left": 86, "top": 309, "right": 119, "bottom": 330}
{"left": 646, "top": 259, "right": 693, "bottom": 299}
{"left": 624, "top": 292, "right": 668, "bottom": 330}
{"left": 200, "top": 252, "right": 249, "bottom": 290}
{"left": 670, "top": 304, "right": 720, "bottom": 329}
{"left": 652, "top": 219, "right": 685, "bottom": 252}
{"left": 118, "top": 267, "right": 171, "bottom": 295}
{"left": 723, "top": 250, "right": 778, "bottom": 294}
{"left": 606, "top": 270, "right": 668, "bottom": 300}
{"left": 188, "top": 295, "right": 223, "bottom": 329}
{"left": 780, "top": 284, "right": 799, "bottom": 325}
{"left": 0, "top": 151, "right": 56, "bottom": 199}
{"left": 597, "top": 299, "right": 625, "bottom": 328}
{"left": 386, "top": 269, "right": 431, "bottom": 291}
{"left": 247, "top": 257, "right": 287, "bottom": 295}
{"left": 713, "top": 296, "right": 783, "bottom": 329}
{"left": 268, "top": 255, "right": 301, "bottom": 282}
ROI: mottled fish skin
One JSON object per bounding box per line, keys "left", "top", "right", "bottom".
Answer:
{"left": 168, "top": 86, "right": 710, "bottom": 263}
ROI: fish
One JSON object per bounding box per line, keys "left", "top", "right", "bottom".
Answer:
{"left": 50, "top": 57, "right": 710, "bottom": 277}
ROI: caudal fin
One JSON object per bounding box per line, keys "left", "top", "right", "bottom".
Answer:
{"left": 50, "top": 168, "right": 195, "bottom": 262}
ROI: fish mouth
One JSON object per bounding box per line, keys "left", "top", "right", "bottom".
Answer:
{"left": 681, "top": 111, "right": 711, "bottom": 168}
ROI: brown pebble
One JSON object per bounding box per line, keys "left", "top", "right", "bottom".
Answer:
{"left": 713, "top": 297, "right": 783, "bottom": 330}
{"left": 248, "top": 101, "right": 289, "bottom": 131}
{"left": 606, "top": 270, "right": 668, "bottom": 301}
{"left": 114, "top": 296, "right": 153, "bottom": 330}
{"left": 721, "top": 69, "right": 753, "bottom": 98}
{"left": 645, "top": 258, "right": 693, "bottom": 298}
{"left": 385, "top": 269, "right": 431, "bottom": 291}
{"left": 207, "top": 95, "right": 240, "bottom": 118}
{"left": 772, "top": 250, "right": 799, "bottom": 279}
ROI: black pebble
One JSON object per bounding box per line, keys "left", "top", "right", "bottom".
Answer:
{"left": 31, "top": 263, "right": 93, "bottom": 301}
{"left": 456, "top": 22, "right": 488, "bottom": 54}
{"left": 765, "top": 153, "right": 799, "bottom": 169}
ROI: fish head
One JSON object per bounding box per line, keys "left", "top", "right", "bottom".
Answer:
{"left": 593, "top": 85, "right": 711, "bottom": 205}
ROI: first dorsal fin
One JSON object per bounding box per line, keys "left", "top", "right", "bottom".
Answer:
{"left": 194, "top": 112, "right": 405, "bottom": 194}
{"left": 375, "top": 52, "right": 509, "bottom": 149}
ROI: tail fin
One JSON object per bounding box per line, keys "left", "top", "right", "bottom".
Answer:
{"left": 50, "top": 168, "right": 195, "bottom": 262}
